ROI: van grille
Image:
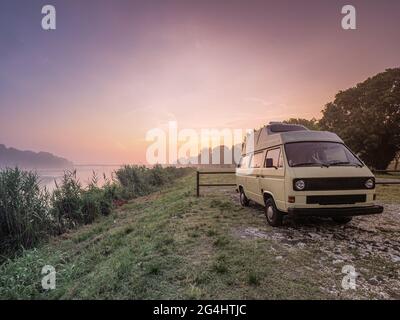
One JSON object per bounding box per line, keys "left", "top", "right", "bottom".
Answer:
{"left": 294, "top": 177, "right": 374, "bottom": 191}
{"left": 306, "top": 195, "right": 366, "bottom": 205}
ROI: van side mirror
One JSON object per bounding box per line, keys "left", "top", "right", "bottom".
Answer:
{"left": 265, "top": 158, "right": 274, "bottom": 168}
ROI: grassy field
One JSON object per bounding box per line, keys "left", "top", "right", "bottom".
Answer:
{"left": 375, "top": 172, "right": 400, "bottom": 203}
{"left": 375, "top": 173, "right": 400, "bottom": 179}
{"left": 0, "top": 172, "right": 399, "bottom": 299}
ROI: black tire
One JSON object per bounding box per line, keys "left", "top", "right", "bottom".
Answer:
{"left": 239, "top": 188, "right": 250, "bottom": 207}
{"left": 332, "top": 216, "right": 352, "bottom": 224}
{"left": 265, "top": 198, "right": 283, "bottom": 227}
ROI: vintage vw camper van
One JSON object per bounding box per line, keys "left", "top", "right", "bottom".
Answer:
{"left": 236, "top": 123, "right": 383, "bottom": 226}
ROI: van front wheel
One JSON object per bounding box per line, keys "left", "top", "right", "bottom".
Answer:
{"left": 265, "top": 198, "right": 283, "bottom": 227}
{"left": 239, "top": 188, "right": 250, "bottom": 207}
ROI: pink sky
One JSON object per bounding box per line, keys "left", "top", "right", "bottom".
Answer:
{"left": 0, "top": 0, "right": 399, "bottom": 164}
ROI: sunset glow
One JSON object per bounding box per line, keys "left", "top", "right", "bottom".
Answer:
{"left": 1, "top": 0, "right": 399, "bottom": 164}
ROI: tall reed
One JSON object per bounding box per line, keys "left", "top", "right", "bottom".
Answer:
{"left": 0, "top": 168, "right": 51, "bottom": 254}
{"left": 0, "top": 165, "right": 191, "bottom": 257}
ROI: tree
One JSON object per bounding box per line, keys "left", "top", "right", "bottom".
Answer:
{"left": 283, "top": 118, "right": 320, "bottom": 131}
{"left": 319, "top": 68, "right": 400, "bottom": 170}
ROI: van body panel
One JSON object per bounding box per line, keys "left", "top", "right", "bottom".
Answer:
{"left": 286, "top": 166, "right": 373, "bottom": 180}
{"left": 246, "top": 169, "right": 263, "bottom": 204}
{"left": 236, "top": 167, "right": 252, "bottom": 192}
{"left": 259, "top": 168, "right": 285, "bottom": 210}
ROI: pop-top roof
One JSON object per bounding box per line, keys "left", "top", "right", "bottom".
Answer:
{"left": 242, "top": 123, "right": 343, "bottom": 155}
{"left": 267, "top": 122, "right": 308, "bottom": 134}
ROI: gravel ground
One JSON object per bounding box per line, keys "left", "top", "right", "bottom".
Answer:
{"left": 229, "top": 190, "right": 400, "bottom": 299}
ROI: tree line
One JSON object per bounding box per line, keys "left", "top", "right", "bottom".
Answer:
{"left": 284, "top": 68, "right": 400, "bottom": 170}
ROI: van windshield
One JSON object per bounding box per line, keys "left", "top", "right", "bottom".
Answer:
{"left": 284, "top": 142, "right": 363, "bottom": 167}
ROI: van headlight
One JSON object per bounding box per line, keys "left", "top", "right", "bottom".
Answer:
{"left": 365, "top": 178, "right": 375, "bottom": 189}
{"left": 294, "top": 179, "right": 306, "bottom": 191}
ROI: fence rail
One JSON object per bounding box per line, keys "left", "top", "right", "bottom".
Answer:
{"left": 372, "top": 169, "right": 400, "bottom": 173}
{"left": 373, "top": 170, "right": 400, "bottom": 185}
{"left": 196, "top": 169, "right": 400, "bottom": 197}
{"left": 376, "top": 179, "right": 400, "bottom": 185}
{"left": 196, "top": 169, "right": 236, "bottom": 197}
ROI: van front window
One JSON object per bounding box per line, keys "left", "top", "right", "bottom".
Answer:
{"left": 284, "top": 142, "right": 363, "bottom": 167}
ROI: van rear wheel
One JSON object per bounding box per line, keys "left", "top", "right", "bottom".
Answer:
{"left": 239, "top": 188, "right": 250, "bottom": 207}
{"left": 265, "top": 198, "right": 283, "bottom": 227}
{"left": 332, "top": 216, "right": 352, "bottom": 224}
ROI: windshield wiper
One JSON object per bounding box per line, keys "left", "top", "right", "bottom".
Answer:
{"left": 328, "top": 161, "right": 362, "bottom": 167}
{"left": 292, "top": 162, "right": 329, "bottom": 167}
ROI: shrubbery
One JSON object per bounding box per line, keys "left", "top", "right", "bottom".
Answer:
{"left": 0, "top": 168, "right": 51, "bottom": 254}
{"left": 0, "top": 165, "right": 190, "bottom": 256}
{"left": 114, "top": 164, "right": 188, "bottom": 199}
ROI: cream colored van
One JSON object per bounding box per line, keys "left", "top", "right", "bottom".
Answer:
{"left": 236, "top": 123, "right": 383, "bottom": 227}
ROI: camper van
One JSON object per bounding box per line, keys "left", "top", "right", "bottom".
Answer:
{"left": 236, "top": 123, "right": 383, "bottom": 227}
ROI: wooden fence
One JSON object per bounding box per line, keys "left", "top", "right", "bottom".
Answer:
{"left": 372, "top": 169, "right": 400, "bottom": 174}
{"left": 196, "top": 169, "right": 236, "bottom": 197}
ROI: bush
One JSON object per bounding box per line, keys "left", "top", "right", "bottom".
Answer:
{"left": 146, "top": 164, "right": 169, "bottom": 187}
{"left": 115, "top": 165, "right": 149, "bottom": 199}
{"left": 83, "top": 174, "right": 113, "bottom": 220}
{"left": 114, "top": 165, "right": 191, "bottom": 199}
{"left": 0, "top": 168, "right": 51, "bottom": 254}
{"left": 102, "top": 177, "right": 122, "bottom": 203}
{"left": 0, "top": 165, "right": 191, "bottom": 257}
{"left": 51, "top": 171, "right": 83, "bottom": 232}
{"left": 52, "top": 171, "right": 114, "bottom": 229}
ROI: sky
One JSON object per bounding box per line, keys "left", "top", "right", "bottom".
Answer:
{"left": 0, "top": 0, "right": 399, "bottom": 164}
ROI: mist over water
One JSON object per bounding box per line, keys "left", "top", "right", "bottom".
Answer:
{"left": 36, "top": 165, "right": 122, "bottom": 191}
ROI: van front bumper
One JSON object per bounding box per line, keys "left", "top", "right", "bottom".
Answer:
{"left": 287, "top": 205, "right": 383, "bottom": 217}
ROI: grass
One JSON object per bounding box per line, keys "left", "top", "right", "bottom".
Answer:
{"left": 376, "top": 184, "right": 400, "bottom": 203}
{"left": 0, "top": 173, "right": 329, "bottom": 299}
{"left": 375, "top": 173, "right": 400, "bottom": 179}
{"left": 0, "top": 166, "right": 189, "bottom": 258}
{"left": 0, "top": 172, "right": 398, "bottom": 299}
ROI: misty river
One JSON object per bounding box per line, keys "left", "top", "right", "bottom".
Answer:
{"left": 35, "top": 165, "right": 121, "bottom": 191}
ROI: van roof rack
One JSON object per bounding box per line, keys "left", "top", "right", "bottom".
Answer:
{"left": 266, "top": 122, "right": 308, "bottom": 134}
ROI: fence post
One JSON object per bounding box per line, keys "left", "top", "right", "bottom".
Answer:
{"left": 196, "top": 171, "right": 200, "bottom": 197}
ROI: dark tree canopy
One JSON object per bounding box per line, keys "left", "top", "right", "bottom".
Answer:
{"left": 319, "top": 68, "right": 400, "bottom": 169}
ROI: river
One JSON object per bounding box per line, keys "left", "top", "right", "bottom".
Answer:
{"left": 35, "top": 165, "right": 122, "bottom": 191}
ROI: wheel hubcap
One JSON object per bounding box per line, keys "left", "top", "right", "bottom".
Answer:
{"left": 266, "top": 206, "right": 274, "bottom": 220}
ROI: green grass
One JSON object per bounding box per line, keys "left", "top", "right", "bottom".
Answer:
{"left": 375, "top": 173, "right": 400, "bottom": 203}
{"left": 376, "top": 184, "right": 400, "bottom": 203}
{"left": 0, "top": 166, "right": 190, "bottom": 258}
{"left": 1, "top": 172, "right": 398, "bottom": 299}
{"left": 0, "top": 173, "right": 330, "bottom": 299}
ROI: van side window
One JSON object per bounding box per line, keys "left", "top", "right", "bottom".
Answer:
{"left": 265, "top": 148, "right": 281, "bottom": 168}
{"left": 239, "top": 155, "right": 250, "bottom": 168}
{"left": 252, "top": 152, "right": 264, "bottom": 168}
